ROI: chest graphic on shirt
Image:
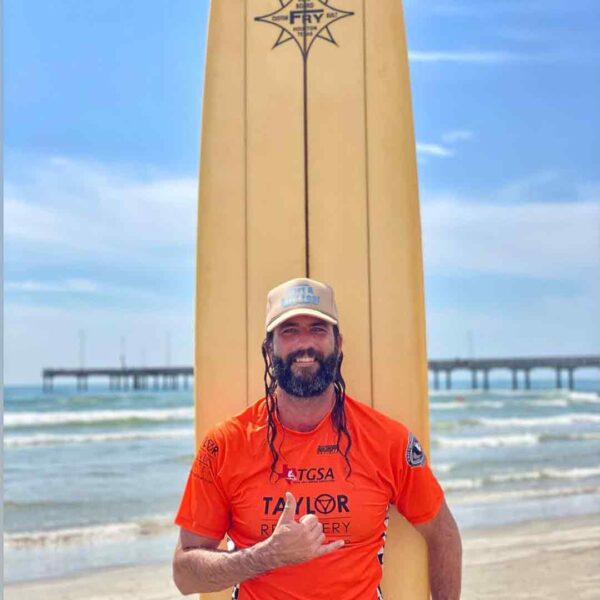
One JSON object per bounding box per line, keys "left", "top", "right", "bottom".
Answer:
{"left": 259, "top": 491, "right": 351, "bottom": 537}
{"left": 228, "top": 450, "right": 390, "bottom": 547}
{"left": 275, "top": 463, "right": 335, "bottom": 483}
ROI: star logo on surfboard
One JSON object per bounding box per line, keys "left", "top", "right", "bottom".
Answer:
{"left": 256, "top": 0, "right": 354, "bottom": 59}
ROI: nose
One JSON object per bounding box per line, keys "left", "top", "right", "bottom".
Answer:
{"left": 294, "top": 329, "right": 319, "bottom": 350}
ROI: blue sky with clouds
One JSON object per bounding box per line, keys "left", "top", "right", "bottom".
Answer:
{"left": 4, "top": 0, "right": 599, "bottom": 383}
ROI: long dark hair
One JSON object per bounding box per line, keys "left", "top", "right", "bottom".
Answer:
{"left": 261, "top": 325, "right": 352, "bottom": 479}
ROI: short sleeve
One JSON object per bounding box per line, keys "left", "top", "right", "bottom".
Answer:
{"left": 174, "top": 428, "right": 230, "bottom": 540}
{"left": 393, "top": 431, "right": 444, "bottom": 525}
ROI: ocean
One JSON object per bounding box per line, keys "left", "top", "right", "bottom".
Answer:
{"left": 4, "top": 380, "right": 600, "bottom": 583}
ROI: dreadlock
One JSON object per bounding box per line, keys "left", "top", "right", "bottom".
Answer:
{"left": 261, "top": 325, "right": 352, "bottom": 479}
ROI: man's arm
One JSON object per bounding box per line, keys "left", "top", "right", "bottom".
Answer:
{"left": 414, "top": 499, "right": 462, "bottom": 600}
{"left": 172, "top": 492, "right": 344, "bottom": 594}
{"left": 172, "top": 529, "right": 274, "bottom": 594}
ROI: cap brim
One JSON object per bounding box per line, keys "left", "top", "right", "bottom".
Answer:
{"left": 266, "top": 308, "right": 338, "bottom": 333}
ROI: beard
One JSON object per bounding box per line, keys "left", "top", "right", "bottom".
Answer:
{"left": 272, "top": 347, "right": 339, "bottom": 398}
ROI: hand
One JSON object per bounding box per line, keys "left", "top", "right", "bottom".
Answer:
{"left": 266, "top": 492, "right": 345, "bottom": 567}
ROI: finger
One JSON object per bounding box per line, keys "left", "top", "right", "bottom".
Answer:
{"left": 308, "top": 529, "right": 326, "bottom": 545}
{"left": 305, "top": 521, "right": 324, "bottom": 538}
{"left": 304, "top": 521, "right": 323, "bottom": 537}
{"left": 299, "top": 513, "right": 319, "bottom": 528}
{"left": 315, "top": 539, "right": 345, "bottom": 556}
{"left": 307, "top": 521, "right": 323, "bottom": 537}
{"left": 278, "top": 491, "right": 297, "bottom": 524}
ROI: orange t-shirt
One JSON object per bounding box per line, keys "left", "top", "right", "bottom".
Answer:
{"left": 174, "top": 395, "right": 444, "bottom": 600}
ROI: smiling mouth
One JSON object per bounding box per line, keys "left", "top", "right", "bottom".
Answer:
{"left": 294, "top": 357, "right": 316, "bottom": 364}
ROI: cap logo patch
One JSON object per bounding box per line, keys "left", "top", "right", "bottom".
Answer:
{"left": 406, "top": 433, "right": 426, "bottom": 468}
{"left": 281, "top": 285, "right": 320, "bottom": 308}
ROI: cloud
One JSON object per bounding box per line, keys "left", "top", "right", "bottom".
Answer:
{"left": 493, "top": 171, "right": 587, "bottom": 204}
{"left": 416, "top": 1, "right": 579, "bottom": 18}
{"left": 421, "top": 195, "right": 600, "bottom": 280}
{"left": 3, "top": 154, "right": 200, "bottom": 382}
{"left": 5, "top": 279, "right": 100, "bottom": 293}
{"left": 4, "top": 277, "right": 169, "bottom": 306}
{"left": 409, "top": 50, "right": 518, "bottom": 64}
{"left": 417, "top": 143, "right": 454, "bottom": 158}
{"left": 420, "top": 179, "right": 600, "bottom": 358}
{"left": 408, "top": 49, "right": 573, "bottom": 65}
{"left": 4, "top": 155, "right": 198, "bottom": 263}
{"left": 417, "top": 131, "right": 474, "bottom": 161}
{"left": 441, "top": 130, "right": 474, "bottom": 144}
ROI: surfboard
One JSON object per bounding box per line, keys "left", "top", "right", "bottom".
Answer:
{"left": 194, "top": 1, "right": 431, "bottom": 597}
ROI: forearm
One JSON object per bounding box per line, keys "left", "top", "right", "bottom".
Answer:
{"left": 427, "top": 529, "right": 462, "bottom": 600}
{"left": 173, "top": 539, "right": 277, "bottom": 594}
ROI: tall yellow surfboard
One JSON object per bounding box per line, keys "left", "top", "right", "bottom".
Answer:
{"left": 194, "top": 1, "right": 431, "bottom": 598}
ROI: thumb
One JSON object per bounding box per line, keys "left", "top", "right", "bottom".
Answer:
{"left": 278, "top": 491, "right": 297, "bottom": 524}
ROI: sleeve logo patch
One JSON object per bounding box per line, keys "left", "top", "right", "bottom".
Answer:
{"left": 406, "top": 433, "right": 426, "bottom": 468}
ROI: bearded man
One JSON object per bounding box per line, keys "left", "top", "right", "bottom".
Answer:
{"left": 173, "top": 278, "right": 462, "bottom": 599}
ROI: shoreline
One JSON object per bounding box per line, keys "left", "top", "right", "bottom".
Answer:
{"left": 5, "top": 513, "right": 599, "bottom": 599}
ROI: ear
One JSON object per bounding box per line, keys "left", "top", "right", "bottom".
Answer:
{"left": 265, "top": 335, "right": 275, "bottom": 361}
{"left": 335, "top": 330, "right": 343, "bottom": 354}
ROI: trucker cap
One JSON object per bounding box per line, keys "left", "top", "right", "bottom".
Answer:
{"left": 265, "top": 278, "right": 339, "bottom": 333}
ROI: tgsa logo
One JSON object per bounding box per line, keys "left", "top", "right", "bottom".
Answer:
{"left": 263, "top": 494, "right": 349, "bottom": 516}
{"left": 276, "top": 464, "right": 335, "bottom": 483}
{"left": 289, "top": 9, "right": 324, "bottom": 25}
{"left": 276, "top": 465, "right": 298, "bottom": 482}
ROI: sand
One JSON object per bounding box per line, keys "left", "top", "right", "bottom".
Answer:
{"left": 460, "top": 514, "right": 600, "bottom": 600}
{"left": 5, "top": 514, "right": 600, "bottom": 599}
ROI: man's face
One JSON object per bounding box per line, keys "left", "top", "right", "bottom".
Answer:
{"left": 271, "top": 315, "right": 341, "bottom": 398}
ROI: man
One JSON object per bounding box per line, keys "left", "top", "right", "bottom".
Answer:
{"left": 173, "top": 278, "right": 462, "bottom": 599}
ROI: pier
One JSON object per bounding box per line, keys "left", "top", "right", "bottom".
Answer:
{"left": 42, "top": 367, "right": 193, "bottom": 392}
{"left": 429, "top": 355, "right": 600, "bottom": 391}
{"left": 42, "top": 355, "right": 600, "bottom": 392}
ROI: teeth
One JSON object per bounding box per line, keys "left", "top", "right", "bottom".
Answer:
{"left": 295, "top": 357, "right": 314, "bottom": 362}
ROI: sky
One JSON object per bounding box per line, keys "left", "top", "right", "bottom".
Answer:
{"left": 4, "top": 0, "right": 600, "bottom": 384}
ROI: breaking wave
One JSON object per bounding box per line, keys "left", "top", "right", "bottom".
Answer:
{"left": 4, "top": 428, "right": 194, "bottom": 448}
{"left": 441, "top": 466, "right": 600, "bottom": 492}
{"left": 4, "top": 514, "right": 173, "bottom": 548}
{"left": 4, "top": 407, "right": 194, "bottom": 427}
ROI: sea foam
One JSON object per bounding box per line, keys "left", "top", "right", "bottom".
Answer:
{"left": 4, "top": 407, "right": 194, "bottom": 427}
{"left": 4, "top": 428, "right": 194, "bottom": 448}
{"left": 434, "top": 434, "right": 539, "bottom": 448}
{"left": 450, "top": 484, "right": 600, "bottom": 506}
{"left": 4, "top": 514, "right": 173, "bottom": 548}
{"left": 441, "top": 466, "right": 600, "bottom": 492}
{"left": 477, "top": 413, "right": 600, "bottom": 428}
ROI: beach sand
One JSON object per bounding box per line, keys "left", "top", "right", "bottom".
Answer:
{"left": 5, "top": 514, "right": 599, "bottom": 600}
{"left": 460, "top": 514, "right": 600, "bottom": 600}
